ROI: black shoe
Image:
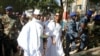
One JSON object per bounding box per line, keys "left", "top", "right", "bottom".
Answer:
{"left": 65, "top": 54, "right": 70, "bottom": 56}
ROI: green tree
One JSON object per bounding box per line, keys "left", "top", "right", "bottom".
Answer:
{"left": 0, "top": 0, "right": 60, "bottom": 13}
{"left": 90, "top": 0, "right": 100, "bottom": 4}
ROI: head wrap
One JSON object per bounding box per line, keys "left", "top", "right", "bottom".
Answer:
{"left": 25, "top": 9, "right": 33, "bottom": 17}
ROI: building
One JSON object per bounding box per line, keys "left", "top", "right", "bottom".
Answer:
{"left": 71, "top": 0, "right": 88, "bottom": 14}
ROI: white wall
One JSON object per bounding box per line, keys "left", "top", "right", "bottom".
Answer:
{"left": 81, "top": 0, "right": 87, "bottom": 14}
{"left": 71, "top": 0, "right": 77, "bottom": 12}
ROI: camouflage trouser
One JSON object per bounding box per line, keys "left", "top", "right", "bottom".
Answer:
{"left": 79, "top": 33, "right": 89, "bottom": 51}
{"left": 65, "top": 32, "right": 76, "bottom": 56}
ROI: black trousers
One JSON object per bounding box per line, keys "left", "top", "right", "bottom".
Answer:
{"left": 0, "top": 39, "right": 3, "bottom": 56}
{"left": 3, "top": 38, "right": 18, "bottom": 56}
{"left": 3, "top": 37, "right": 12, "bottom": 56}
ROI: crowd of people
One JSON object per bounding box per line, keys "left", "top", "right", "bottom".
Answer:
{"left": 0, "top": 6, "right": 100, "bottom": 56}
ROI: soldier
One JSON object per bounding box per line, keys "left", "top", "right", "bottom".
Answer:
{"left": 65, "top": 12, "right": 79, "bottom": 56}
{"left": 78, "top": 10, "right": 93, "bottom": 52}
{"left": 2, "top": 6, "right": 17, "bottom": 37}
{"left": 2, "top": 6, "right": 18, "bottom": 56}
{"left": 0, "top": 19, "right": 4, "bottom": 56}
{"left": 0, "top": 18, "right": 11, "bottom": 56}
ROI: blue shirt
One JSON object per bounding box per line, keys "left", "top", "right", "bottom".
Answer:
{"left": 66, "top": 18, "right": 80, "bottom": 38}
{"left": 79, "top": 16, "right": 88, "bottom": 34}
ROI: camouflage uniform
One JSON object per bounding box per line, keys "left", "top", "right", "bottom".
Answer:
{"left": 65, "top": 12, "right": 79, "bottom": 56}
{"left": 2, "top": 14, "right": 18, "bottom": 56}
{"left": 2, "top": 14, "right": 16, "bottom": 38}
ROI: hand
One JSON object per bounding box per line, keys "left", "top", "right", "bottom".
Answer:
{"left": 52, "top": 40, "right": 56, "bottom": 45}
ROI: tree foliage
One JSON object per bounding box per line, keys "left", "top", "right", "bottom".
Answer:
{"left": 0, "top": 0, "right": 75, "bottom": 14}
{"left": 0, "top": 0, "right": 60, "bottom": 13}
{"left": 90, "top": 0, "right": 100, "bottom": 4}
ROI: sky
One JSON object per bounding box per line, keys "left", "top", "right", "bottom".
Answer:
{"left": 55, "top": 0, "right": 61, "bottom": 6}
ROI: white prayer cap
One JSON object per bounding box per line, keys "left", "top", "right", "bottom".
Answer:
{"left": 33, "top": 9, "right": 40, "bottom": 15}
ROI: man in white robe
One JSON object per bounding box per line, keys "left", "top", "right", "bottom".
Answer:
{"left": 17, "top": 9, "right": 43, "bottom": 56}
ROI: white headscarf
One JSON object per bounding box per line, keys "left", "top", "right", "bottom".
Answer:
{"left": 25, "top": 9, "right": 33, "bottom": 17}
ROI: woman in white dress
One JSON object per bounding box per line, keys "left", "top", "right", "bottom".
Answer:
{"left": 45, "top": 12, "right": 64, "bottom": 56}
